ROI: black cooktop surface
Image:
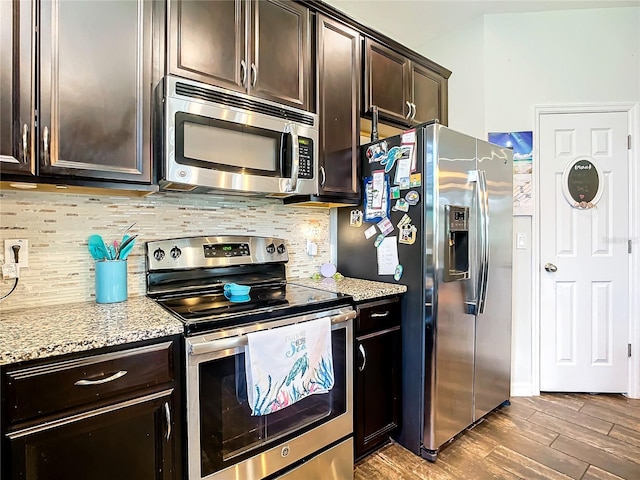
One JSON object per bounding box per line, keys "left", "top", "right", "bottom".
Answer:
{"left": 155, "top": 283, "right": 351, "bottom": 335}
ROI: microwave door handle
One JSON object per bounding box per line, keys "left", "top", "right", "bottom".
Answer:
{"left": 285, "top": 122, "right": 299, "bottom": 192}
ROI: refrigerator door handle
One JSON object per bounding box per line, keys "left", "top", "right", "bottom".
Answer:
{"left": 477, "top": 170, "right": 490, "bottom": 314}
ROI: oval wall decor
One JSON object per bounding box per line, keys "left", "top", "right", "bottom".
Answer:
{"left": 562, "top": 156, "right": 604, "bottom": 209}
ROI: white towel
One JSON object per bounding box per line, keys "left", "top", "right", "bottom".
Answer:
{"left": 245, "top": 317, "right": 334, "bottom": 416}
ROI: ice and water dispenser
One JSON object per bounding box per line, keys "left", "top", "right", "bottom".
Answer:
{"left": 444, "top": 205, "right": 470, "bottom": 282}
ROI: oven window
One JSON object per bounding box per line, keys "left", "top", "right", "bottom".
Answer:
{"left": 198, "top": 329, "right": 346, "bottom": 477}
{"left": 175, "top": 112, "right": 282, "bottom": 175}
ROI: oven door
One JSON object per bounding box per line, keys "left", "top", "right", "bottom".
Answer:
{"left": 185, "top": 308, "right": 354, "bottom": 480}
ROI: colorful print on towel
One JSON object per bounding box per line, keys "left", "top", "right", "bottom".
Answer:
{"left": 245, "top": 317, "right": 334, "bottom": 416}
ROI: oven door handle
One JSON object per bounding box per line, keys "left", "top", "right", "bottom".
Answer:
{"left": 189, "top": 310, "right": 356, "bottom": 356}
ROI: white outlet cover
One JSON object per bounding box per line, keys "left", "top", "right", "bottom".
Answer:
{"left": 4, "top": 239, "right": 28, "bottom": 267}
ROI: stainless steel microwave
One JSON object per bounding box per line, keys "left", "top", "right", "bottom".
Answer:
{"left": 158, "top": 76, "right": 319, "bottom": 197}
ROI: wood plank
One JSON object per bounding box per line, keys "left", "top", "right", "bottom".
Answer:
{"left": 469, "top": 419, "right": 588, "bottom": 479}
{"left": 581, "top": 465, "right": 626, "bottom": 480}
{"left": 609, "top": 424, "right": 640, "bottom": 449}
{"left": 527, "top": 410, "right": 640, "bottom": 465}
{"left": 551, "top": 435, "right": 640, "bottom": 479}
{"left": 573, "top": 393, "right": 640, "bottom": 420}
{"left": 511, "top": 396, "right": 613, "bottom": 434}
{"left": 358, "top": 443, "right": 452, "bottom": 480}
{"left": 437, "top": 434, "right": 518, "bottom": 480}
{"left": 539, "top": 392, "right": 585, "bottom": 411}
{"left": 489, "top": 409, "right": 558, "bottom": 446}
{"left": 486, "top": 445, "right": 574, "bottom": 480}
{"left": 500, "top": 400, "right": 537, "bottom": 420}
{"left": 580, "top": 403, "right": 640, "bottom": 433}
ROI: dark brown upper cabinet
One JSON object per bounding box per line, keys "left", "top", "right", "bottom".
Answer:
{"left": 169, "top": 0, "right": 312, "bottom": 111}
{"left": 0, "top": 0, "right": 35, "bottom": 176}
{"left": 316, "top": 15, "right": 360, "bottom": 201}
{"left": 0, "top": 0, "right": 156, "bottom": 186}
{"left": 411, "top": 62, "right": 448, "bottom": 125}
{"left": 364, "top": 38, "right": 448, "bottom": 127}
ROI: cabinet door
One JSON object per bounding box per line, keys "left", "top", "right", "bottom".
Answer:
{"left": 168, "top": 0, "right": 246, "bottom": 93}
{"left": 364, "top": 39, "right": 410, "bottom": 125}
{"left": 0, "top": 0, "right": 35, "bottom": 176}
{"left": 354, "top": 326, "right": 401, "bottom": 459}
{"left": 8, "top": 390, "right": 177, "bottom": 480}
{"left": 317, "top": 15, "right": 360, "bottom": 199}
{"left": 250, "top": 0, "right": 310, "bottom": 110}
{"left": 411, "top": 62, "right": 447, "bottom": 125}
{"left": 38, "top": 0, "right": 152, "bottom": 183}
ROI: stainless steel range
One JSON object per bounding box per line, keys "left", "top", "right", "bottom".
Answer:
{"left": 145, "top": 236, "right": 355, "bottom": 480}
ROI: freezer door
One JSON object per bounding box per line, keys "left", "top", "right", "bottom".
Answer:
{"left": 426, "top": 126, "right": 478, "bottom": 451}
{"left": 474, "top": 140, "right": 513, "bottom": 420}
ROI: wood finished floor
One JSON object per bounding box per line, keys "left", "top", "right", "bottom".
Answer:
{"left": 354, "top": 393, "right": 640, "bottom": 479}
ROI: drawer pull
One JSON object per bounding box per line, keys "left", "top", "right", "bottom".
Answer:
{"left": 164, "top": 401, "right": 172, "bottom": 441}
{"left": 358, "top": 343, "right": 367, "bottom": 372}
{"left": 74, "top": 370, "right": 128, "bottom": 386}
{"left": 371, "top": 311, "right": 389, "bottom": 318}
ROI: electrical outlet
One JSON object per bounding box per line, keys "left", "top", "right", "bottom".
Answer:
{"left": 4, "top": 239, "right": 29, "bottom": 268}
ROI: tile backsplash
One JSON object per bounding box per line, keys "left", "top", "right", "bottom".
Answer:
{"left": 0, "top": 190, "right": 331, "bottom": 311}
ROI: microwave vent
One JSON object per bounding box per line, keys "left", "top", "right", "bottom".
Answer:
{"left": 175, "top": 82, "right": 315, "bottom": 127}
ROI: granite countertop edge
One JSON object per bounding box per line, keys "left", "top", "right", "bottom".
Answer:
{"left": 290, "top": 276, "right": 407, "bottom": 302}
{"left": 0, "top": 296, "right": 183, "bottom": 366}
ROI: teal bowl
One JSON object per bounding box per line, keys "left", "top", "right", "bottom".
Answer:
{"left": 223, "top": 283, "right": 251, "bottom": 296}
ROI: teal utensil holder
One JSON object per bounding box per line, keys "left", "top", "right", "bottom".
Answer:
{"left": 95, "top": 260, "right": 128, "bottom": 303}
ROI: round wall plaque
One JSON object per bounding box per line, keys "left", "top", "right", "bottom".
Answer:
{"left": 562, "top": 157, "right": 603, "bottom": 209}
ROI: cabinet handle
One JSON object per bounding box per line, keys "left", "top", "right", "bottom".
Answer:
{"left": 22, "top": 124, "right": 29, "bottom": 162}
{"left": 251, "top": 63, "right": 257, "bottom": 88}
{"left": 42, "top": 126, "right": 49, "bottom": 163}
{"left": 320, "top": 165, "right": 326, "bottom": 187}
{"left": 410, "top": 103, "right": 417, "bottom": 121}
{"left": 405, "top": 101, "right": 412, "bottom": 119}
{"left": 358, "top": 343, "right": 367, "bottom": 372}
{"left": 74, "top": 370, "right": 128, "bottom": 386}
{"left": 240, "top": 60, "right": 247, "bottom": 86}
{"left": 164, "top": 401, "right": 172, "bottom": 441}
{"left": 371, "top": 311, "right": 389, "bottom": 318}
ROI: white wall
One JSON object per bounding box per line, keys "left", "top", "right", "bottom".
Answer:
{"left": 419, "top": 6, "right": 640, "bottom": 394}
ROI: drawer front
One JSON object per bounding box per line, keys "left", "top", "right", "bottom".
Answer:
{"left": 6, "top": 341, "right": 175, "bottom": 425}
{"left": 357, "top": 298, "right": 401, "bottom": 334}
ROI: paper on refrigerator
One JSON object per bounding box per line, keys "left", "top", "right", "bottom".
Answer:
{"left": 376, "top": 236, "right": 399, "bottom": 275}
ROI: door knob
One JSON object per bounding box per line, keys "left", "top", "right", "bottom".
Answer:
{"left": 544, "top": 263, "right": 558, "bottom": 272}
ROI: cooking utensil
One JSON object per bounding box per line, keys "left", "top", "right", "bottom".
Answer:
{"left": 88, "top": 235, "right": 109, "bottom": 260}
{"left": 116, "top": 234, "right": 138, "bottom": 260}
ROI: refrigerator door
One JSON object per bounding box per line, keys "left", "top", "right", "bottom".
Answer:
{"left": 473, "top": 140, "right": 513, "bottom": 420}
{"left": 426, "top": 125, "right": 478, "bottom": 450}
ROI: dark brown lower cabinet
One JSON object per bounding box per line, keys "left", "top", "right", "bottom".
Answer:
{"left": 1, "top": 336, "right": 182, "bottom": 480}
{"left": 354, "top": 298, "right": 402, "bottom": 460}
{"left": 8, "top": 391, "right": 175, "bottom": 480}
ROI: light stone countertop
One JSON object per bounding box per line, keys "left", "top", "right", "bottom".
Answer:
{"left": 290, "top": 276, "right": 407, "bottom": 303}
{"left": 0, "top": 296, "right": 183, "bottom": 366}
{"left": 0, "top": 278, "right": 404, "bottom": 366}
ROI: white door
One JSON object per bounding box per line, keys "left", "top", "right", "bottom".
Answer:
{"left": 539, "top": 111, "right": 629, "bottom": 392}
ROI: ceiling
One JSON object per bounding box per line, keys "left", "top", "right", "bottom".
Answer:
{"left": 324, "top": 0, "right": 640, "bottom": 48}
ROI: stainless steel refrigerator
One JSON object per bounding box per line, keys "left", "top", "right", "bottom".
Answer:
{"left": 336, "top": 122, "right": 513, "bottom": 460}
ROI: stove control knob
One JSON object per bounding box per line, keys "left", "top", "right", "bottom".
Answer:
{"left": 277, "top": 243, "right": 286, "bottom": 254}
{"left": 153, "top": 248, "right": 165, "bottom": 261}
{"left": 170, "top": 246, "right": 182, "bottom": 259}
{"left": 266, "top": 243, "right": 276, "bottom": 254}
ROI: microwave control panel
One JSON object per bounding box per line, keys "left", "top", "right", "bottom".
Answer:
{"left": 298, "top": 137, "right": 313, "bottom": 179}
